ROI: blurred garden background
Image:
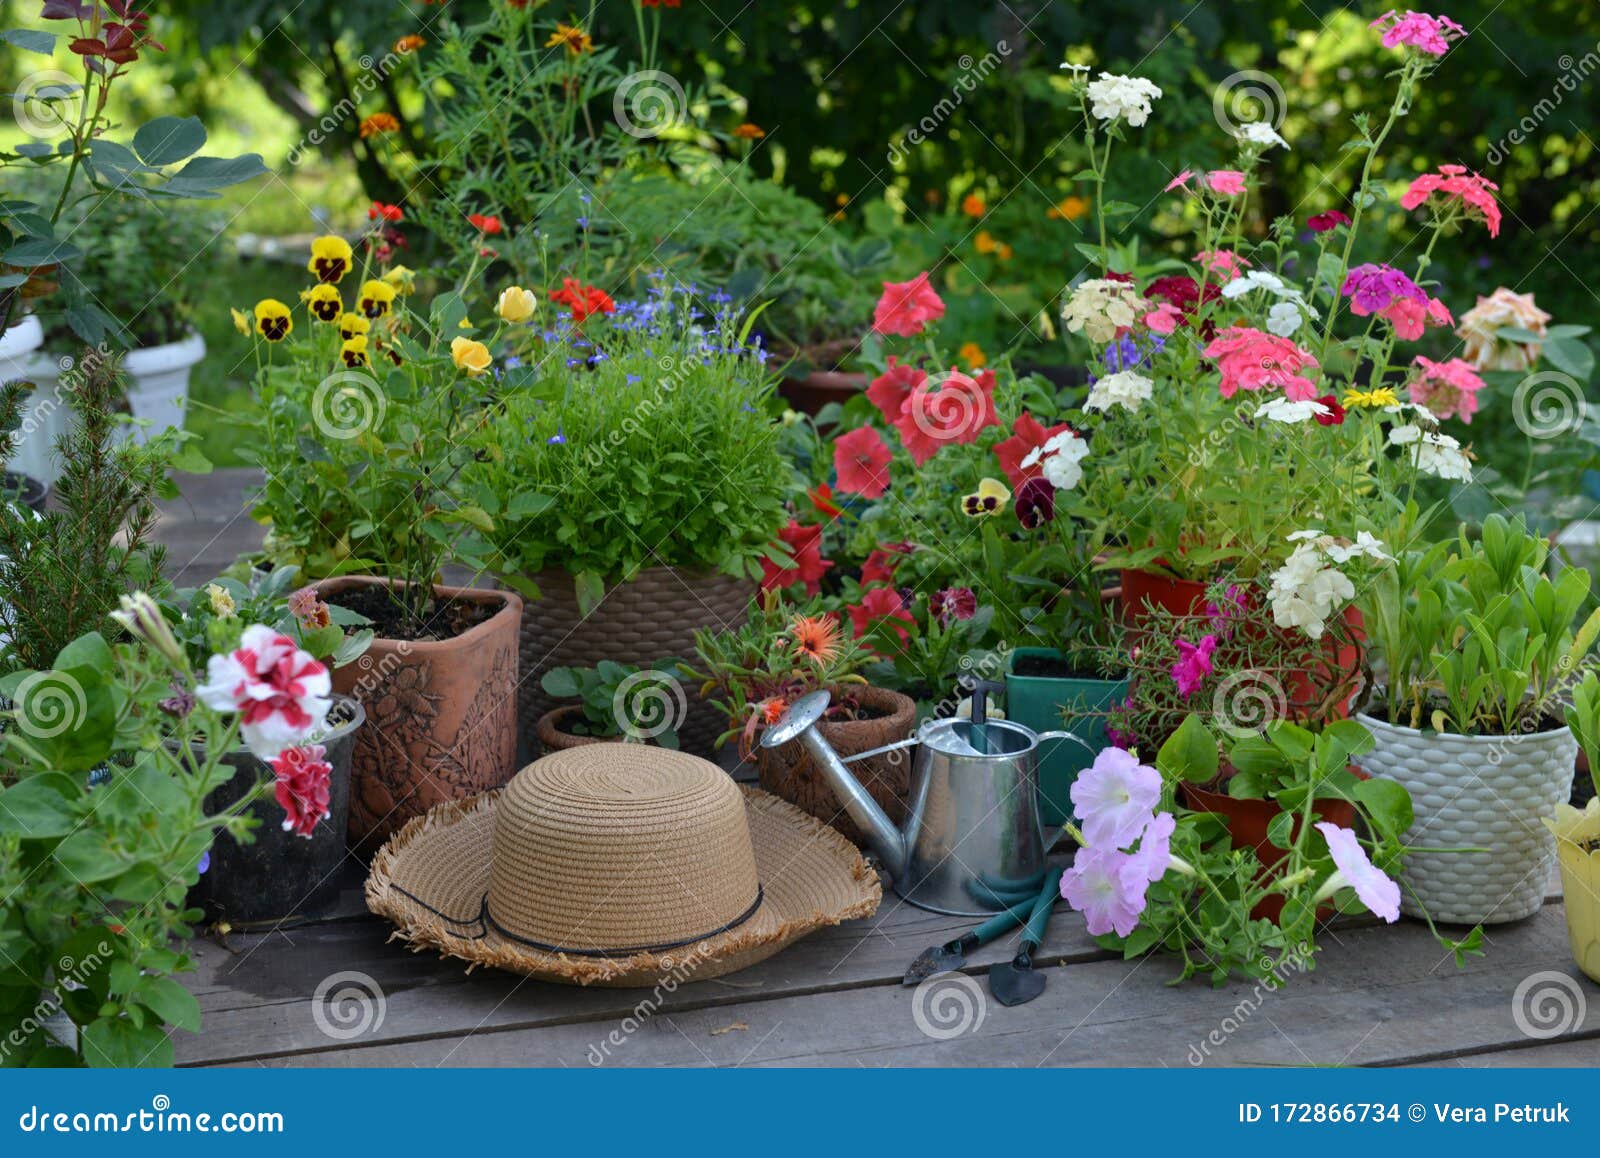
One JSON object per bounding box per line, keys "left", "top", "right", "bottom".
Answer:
{"left": 4, "top": 0, "right": 1598, "bottom": 479}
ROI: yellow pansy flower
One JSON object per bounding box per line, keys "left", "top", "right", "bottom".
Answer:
{"left": 358, "top": 279, "right": 397, "bottom": 319}
{"left": 253, "top": 299, "right": 292, "bottom": 342}
{"left": 307, "top": 235, "right": 354, "bottom": 283}
{"left": 961, "top": 477, "right": 1011, "bottom": 518}
{"left": 497, "top": 286, "right": 538, "bottom": 324}
{"left": 338, "top": 313, "right": 371, "bottom": 342}
{"left": 340, "top": 336, "right": 370, "bottom": 368}
{"left": 383, "top": 265, "right": 416, "bottom": 295}
{"left": 303, "top": 283, "right": 343, "bottom": 323}
{"left": 451, "top": 336, "right": 492, "bottom": 377}
{"left": 230, "top": 307, "right": 251, "bottom": 336}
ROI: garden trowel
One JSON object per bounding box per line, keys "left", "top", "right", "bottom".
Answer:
{"left": 987, "top": 866, "right": 1064, "bottom": 1007}
{"left": 902, "top": 897, "right": 1036, "bottom": 986}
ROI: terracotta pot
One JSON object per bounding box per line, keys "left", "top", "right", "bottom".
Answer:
{"left": 516, "top": 565, "right": 755, "bottom": 760}
{"left": 778, "top": 369, "right": 868, "bottom": 416}
{"left": 755, "top": 686, "right": 917, "bottom": 847}
{"left": 1182, "top": 772, "right": 1361, "bottom": 924}
{"left": 534, "top": 704, "right": 661, "bottom": 753}
{"left": 318, "top": 576, "right": 522, "bottom": 851}
{"left": 1119, "top": 567, "right": 1364, "bottom": 722}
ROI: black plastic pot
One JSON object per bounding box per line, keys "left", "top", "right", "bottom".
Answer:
{"left": 187, "top": 696, "right": 365, "bottom": 930}
{"left": 1, "top": 471, "right": 47, "bottom": 514}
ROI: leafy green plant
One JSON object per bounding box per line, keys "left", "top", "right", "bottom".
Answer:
{"left": 858, "top": 590, "right": 995, "bottom": 708}
{"left": 1566, "top": 671, "right": 1600, "bottom": 802}
{"left": 540, "top": 659, "right": 684, "bottom": 747}
{"left": 164, "top": 564, "right": 372, "bottom": 673}
{"left": 1362, "top": 512, "right": 1600, "bottom": 735}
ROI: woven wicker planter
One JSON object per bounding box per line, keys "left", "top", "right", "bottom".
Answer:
{"left": 755, "top": 686, "right": 917, "bottom": 847}
{"left": 516, "top": 566, "right": 755, "bottom": 759}
{"left": 319, "top": 576, "right": 522, "bottom": 852}
{"left": 1354, "top": 710, "right": 1576, "bottom": 924}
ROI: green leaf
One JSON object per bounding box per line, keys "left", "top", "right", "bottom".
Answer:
{"left": 1542, "top": 337, "right": 1594, "bottom": 382}
{"left": 540, "top": 668, "right": 581, "bottom": 698}
{"left": 573, "top": 571, "right": 606, "bottom": 617}
{"left": 2, "top": 236, "right": 80, "bottom": 266}
{"left": 137, "top": 977, "right": 201, "bottom": 1033}
{"left": 133, "top": 116, "right": 208, "bottom": 167}
{"left": 159, "top": 153, "right": 268, "bottom": 197}
{"left": 508, "top": 490, "right": 556, "bottom": 519}
{"left": 52, "top": 830, "right": 130, "bottom": 883}
{"left": 0, "top": 773, "right": 79, "bottom": 839}
{"left": 1, "top": 29, "right": 57, "bottom": 55}
{"left": 53, "top": 632, "right": 114, "bottom": 679}
{"left": 1155, "top": 714, "right": 1218, "bottom": 784}
{"left": 80, "top": 1017, "right": 173, "bottom": 1068}
{"left": 1353, "top": 776, "right": 1414, "bottom": 840}
{"left": 1265, "top": 810, "right": 1295, "bottom": 850}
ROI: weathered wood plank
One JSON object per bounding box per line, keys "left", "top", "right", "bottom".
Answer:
{"left": 217, "top": 902, "right": 1591, "bottom": 1068}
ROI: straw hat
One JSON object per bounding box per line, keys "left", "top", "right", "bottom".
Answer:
{"left": 366, "top": 744, "right": 881, "bottom": 987}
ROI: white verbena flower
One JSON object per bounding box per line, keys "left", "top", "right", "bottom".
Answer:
{"left": 1085, "top": 73, "right": 1163, "bottom": 127}
{"left": 1255, "top": 397, "right": 1330, "bottom": 424}
{"left": 1267, "top": 299, "right": 1313, "bottom": 337}
{"left": 1235, "top": 120, "right": 1289, "bottom": 151}
{"left": 1085, "top": 370, "right": 1154, "bottom": 414}
{"left": 1388, "top": 424, "right": 1473, "bottom": 482}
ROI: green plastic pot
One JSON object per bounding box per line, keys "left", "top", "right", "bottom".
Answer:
{"left": 1004, "top": 647, "right": 1129, "bottom": 827}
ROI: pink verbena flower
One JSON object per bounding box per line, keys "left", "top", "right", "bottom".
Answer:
{"left": 1314, "top": 822, "right": 1401, "bottom": 922}
{"left": 1170, "top": 634, "right": 1218, "bottom": 699}
{"left": 1408, "top": 355, "right": 1486, "bottom": 423}
{"left": 1206, "top": 170, "right": 1247, "bottom": 196}
{"left": 1202, "top": 326, "right": 1321, "bottom": 401}
{"left": 1071, "top": 747, "right": 1161, "bottom": 849}
{"left": 272, "top": 744, "right": 333, "bottom": 838}
{"left": 872, "top": 271, "right": 946, "bottom": 337}
{"left": 1060, "top": 847, "right": 1150, "bottom": 936}
{"left": 1341, "top": 263, "right": 1428, "bottom": 316}
{"left": 1401, "top": 164, "right": 1501, "bottom": 238}
{"left": 1370, "top": 10, "right": 1466, "bottom": 57}
{"left": 1381, "top": 294, "right": 1453, "bottom": 341}
{"left": 196, "top": 624, "right": 332, "bottom": 759}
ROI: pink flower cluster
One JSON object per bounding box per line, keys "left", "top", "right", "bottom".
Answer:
{"left": 1061, "top": 750, "right": 1175, "bottom": 936}
{"left": 1370, "top": 9, "right": 1466, "bottom": 56}
{"left": 1401, "top": 164, "right": 1502, "bottom": 238}
{"left": 1171, "top": 634, "right": 1218, "bottom": 699}
{"left": 865, "top": 358, "right": 999, "bottom": 466}
{"left": 1203, "top": 326, "right": 1320, "bottom": 401}
{"left": 1408, "top": 355, "right": 1486, "bottom": 423}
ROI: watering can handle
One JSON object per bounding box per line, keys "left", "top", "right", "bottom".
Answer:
{"left": 970, "top": 680, "right": 1007, "bottom": 728}
{"left": 838, "top": 735, "right": 922, "bottom": 766}
{"left": 1032, "top": 729, "right": 1098, "bottom": 758}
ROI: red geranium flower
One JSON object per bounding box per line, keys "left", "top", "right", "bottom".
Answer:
{"left": 467, "top": 213, "right": 503, "bottom": 235}
{"left": 760, "top": 521, "right": 833, "bottom": 595}
{"left": 848, "top": 585, "right": 914, "bottom": 646}
{"left": 549, "top": 277, "right": 616, "bottom": 323}
{"left": 832, "top": 425, "right": 893, "bottom": 499}
{"left": 992, "top": 411, "right": 1074, "bottom": 490}
{"left": 865, "top": 356, "right": 926, "bottom": 424}
{"left": 872, "top": 271, "right": 946, "bottom": 337}
{"left": 891, "top": 368, "right": 999, "bottom": 466}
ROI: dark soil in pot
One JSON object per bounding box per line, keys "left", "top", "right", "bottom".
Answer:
{"left": 1, "top": 471, "right": 47, "bottom": 514}
{"left": 1011, "top": 651, "right": 1119, "bottom": 681}
{"left": 328, "top": 583, "right": 496, "bottom": 643}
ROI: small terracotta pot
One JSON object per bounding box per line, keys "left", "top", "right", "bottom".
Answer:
{"left": 535, "top": 705, "right": 633, "bottom": 753}
{"left": 755, "top": 686, "right": 917, "bottom": 847}
{"left": 318, "top": 576, "right": 522, "bottom": 851}
{"left": 1182, "top": 771, "right": 1362, "bottom": 924}
{"left": 777, "top": 369, "right": 868, "bottom": 416}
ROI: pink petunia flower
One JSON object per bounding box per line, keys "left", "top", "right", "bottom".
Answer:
{"left": 1170, "top": 634, "right": 1218, "bottom": 699}
{"left": 1060, "top": 847, "right": 1150, "bottom": 937}
{"left": 832, "top": 425, "right": 893, "bottom": 498}
{"left": 1401, "top": 164, "right": 1501, "bottom": 238}
{"left": 1407, "top": 355, "right": 1486, "bottom": 423}
{"left": 891, "top": 368, "right": 1000, "bottom": 465}
{"left": 865, "top": 356, "right": 927, "bottom": 424}
{"left": 1206, "top": 170, "right": 1247, "bottom": 196}
{"left": 1071, "top": 747, "right": 1162, "bottom": 850}
{"left": 1127, "top": 811, "right": 1177, "bottom": 884}
{"left": 1165, "top": 169, "right": 1194, "bottom": 193}
{"left": 848, "top": 584, "right": 915, "bottom": 646}
{"left": 1203, "top": 326, "right": 1321, "bottom": 401}
{"left": 1314, "top": 822, "right": 1401, "bottom": 922}
{"left": 1370, "top": 9, "right": 1467, "bottom": 57}
{"left": 272, "top": 744, "right": 333, "bottom": 839}
{"left": 195, "top": 625, "right": 333, "bottom": 759}
{"left": 872, "top": 271, "right": 946, "bottom": 337}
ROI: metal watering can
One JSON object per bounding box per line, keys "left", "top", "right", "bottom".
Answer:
{"left": 760, "top": 682, "right": 1091, "bottom": 916}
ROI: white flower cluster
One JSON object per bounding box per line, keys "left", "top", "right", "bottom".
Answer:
{"left": 1085, "top": 73, "right": 1163, "bottom": 126}
{"left": 1254, "top": 397, "right": 1332, "bottom": 424}
{"left": 1060, "top": 278, "right": 1145, "bottom": 344}
{"left": 1085, "top": 370, "right": 1154, "bottom": 414}
{"left": 1235, "top": 120, "right": 1289, "bottom": 151}
{"left": 1220, "top": 270, "right": 1316, "bottom": 337}
{"left": 1021, "top": 430, "right": 1091, "bottom": 490}
{"left": 1388, "top": 423, "right": 1473, "bottom": 482}
{"left": 1267, "top": 530, "right": 1391, "bottom": 640}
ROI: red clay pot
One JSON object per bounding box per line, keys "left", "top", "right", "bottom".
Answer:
{"left": 318, "top": 576, "right": 522, "bottom": 851}
{"left": 778, "top": 369, "right": 868, "bottom": 416}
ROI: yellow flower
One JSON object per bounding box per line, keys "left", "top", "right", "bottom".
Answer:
{"left": 732, "top": 122, "right": 765, "bottom": 140}
{"left": 230, "top": 307, "right": 251, "bottom": 336}
{"left": 253, "top": 299, "right": 292, "bottom": 342}
{"left": 383, "top": 265, "right": 416, "bottom": 294}
{"left": 341, "top": 336, "right": 370, "bottom": 368}
{"left": 998, "top": 242, "right": 1013, "bottom": 260}
{"left": 975, "top": 229, "right": 1006, "bottom": 256}
{"left": 1047, "top": 195, "right": 1091, "bottom": 221}
{"left": 959, "top": 341, "right": 987, "bottom": 369}
{"left": 205, "top": 584, "right": 236, "bottom": 618}
{"left": 303, "top": 283, "right": 343, "bottom": 323}
{"left": 307, "top": 235, "right": 353, "bottom": 283}
{"left": 961, "top": 477, "right": 1011, "bottom": 518}
{"left": 1343, "top": 387, "right": 1400, "bottom": 410}
{"left": 496, "top": 286, "right": 538, "bottom": 324}
{"left": 451, "top": 336, "right": 492, "bottom": 377}
{"left": 358, "top": 278, "right": 397, "bottom": 319}
{"left": 545, "top": 22, "right": 593, "bottom": 55}
{"left": 338, "top": 313, "right": 371, "bottom": 342}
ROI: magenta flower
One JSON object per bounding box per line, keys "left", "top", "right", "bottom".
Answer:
{"left": 1060, "top": 848, "right": 1150, "bottom": 936}
{"left": 1165, "top": 169, "right": 1194, "bottom": 193}
{"left": 1370, "top": 10, "right": 1467, "bottom": 57}
{"left": 1127, "top": 811, "right": 1177, "bottom": 883}
{"left": 1408, "top": 355, "right": 1486, "bottom": 423}
{"left": 1170, "top": 634, "right": 1218, "bottom": 699}
{"left": 1307, "top": 209, "right": 1351, "bottom": 233}
{"left": 1341, "top": 263, "right": 1428, "bottom": 316}
{"left": 1205, "top": 584, "right": 1248, "bottom": 637}
{"left": 1071, "top": 747, "right": 1162, "bottom": 849}
{"left": 1314, "top": 822, "right": 1401, "bottom": 922}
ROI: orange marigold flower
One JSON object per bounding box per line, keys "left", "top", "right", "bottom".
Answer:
{"left": 394, "top": 34, "right": 426, "bottom": 54}
{"left": 545, "top": 22, "right": 593, "bottom": 55}
{"left": 1047, "top": 195, "right": 1091, "bottom": 221}
{"left": 359, "top": 112, "right": 400, "bottom": 139}
{"left": 959, "top": 341, "right": 988, "bottom": 369}
{"left": 732, "top": 122, "right": 765, "bottom": 140}
{"left": 961, "top": 193, "right": 986, "bottom": 217}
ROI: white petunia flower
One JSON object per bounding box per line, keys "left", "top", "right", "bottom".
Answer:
{"left": 1085, "top": 370, "right": 1154, "bottom": 414}
{"left": 1085, "top": 73, "right": 1163, "bottom": 126}
{"left": 1235, "top": 120, "right": 1289, "bottom": 151}
{"left": 1037, "top": 431, "right": 1090, "bottom": 491}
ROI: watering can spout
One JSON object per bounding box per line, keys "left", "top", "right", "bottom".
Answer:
{"left": 760, "top": 690, "right": 910, "bottom": 877}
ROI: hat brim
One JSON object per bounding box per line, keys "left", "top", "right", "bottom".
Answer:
{"left": 366, "top": 784, "right": 882, "bottom": 987}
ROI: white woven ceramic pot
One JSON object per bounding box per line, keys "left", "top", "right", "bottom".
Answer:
{"left": 1354, "top": 711, "right": 1576, "bottom": 924}
{"left": 121, "top": 330, "right": 204, "bottom": 442}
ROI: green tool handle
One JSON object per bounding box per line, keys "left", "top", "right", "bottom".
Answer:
{"left": 1020, "top": 867, "right": 1064, "bottom": 951}
{"left": 968, "top": 898, "right": 1036, "bottom": 948}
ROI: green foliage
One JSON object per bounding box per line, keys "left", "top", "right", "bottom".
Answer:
{"left": 165, "top": 564, "right": 372, "bottom": 672}
{"left": 1565, "top": 671, "right": 1600, "bottom": 800}
{"left": 540, "top": 659, "right": 683, "bottom": 747}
